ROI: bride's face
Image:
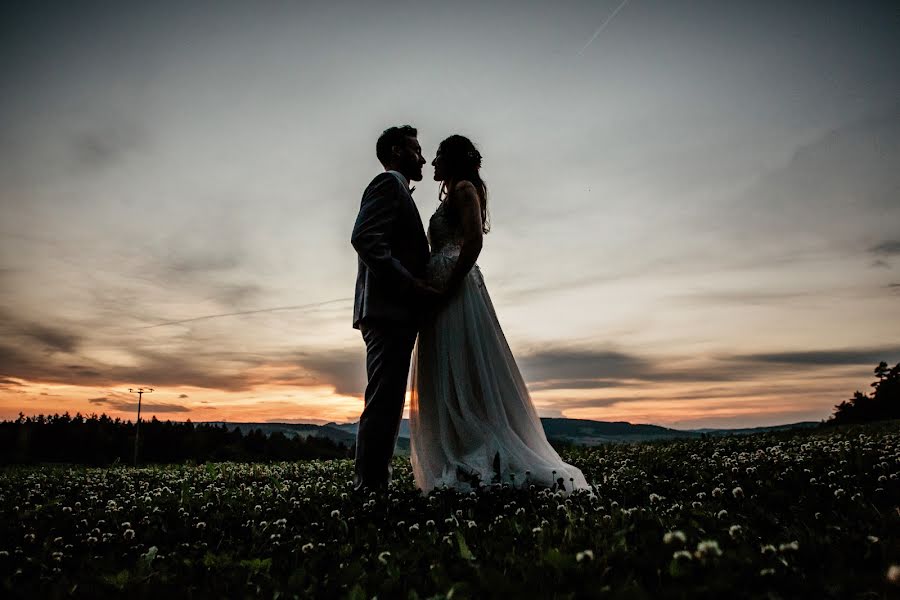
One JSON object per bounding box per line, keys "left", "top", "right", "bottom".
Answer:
{"left": 431, "top": 150, "right": 445, "bottom": 181}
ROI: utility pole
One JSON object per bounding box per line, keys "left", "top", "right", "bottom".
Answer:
{"left": 128, "top": 387, "right": 153, "bottom": 466}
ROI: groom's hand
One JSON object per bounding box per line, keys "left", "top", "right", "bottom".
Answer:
{"left": 411, "top": 278, "right": 442, "bottom": 301}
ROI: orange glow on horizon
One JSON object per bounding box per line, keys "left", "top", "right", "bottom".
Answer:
{"left": 0, "top": 370, "right": 852, "bottom": 430}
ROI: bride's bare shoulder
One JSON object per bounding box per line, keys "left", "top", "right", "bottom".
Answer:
{"left": 450, "top": 180, "right": 479, "bottom": 204}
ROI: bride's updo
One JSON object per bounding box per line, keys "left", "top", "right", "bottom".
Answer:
{"left": 436, "top": 135, "right": 490, "bottom": 234}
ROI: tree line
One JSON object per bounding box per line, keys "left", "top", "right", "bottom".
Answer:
{"left": 829, "top": 361, "right": 900, "bottom": 425}
{"left": 0, "top": 412, "right": 352, "bottom": 465}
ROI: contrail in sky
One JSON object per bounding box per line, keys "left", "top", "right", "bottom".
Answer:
{"left": 139, "top": 298, "right": 353, "bottom": 329}
{"left": 576, "top": 0, "right": 633, "bottom": 56}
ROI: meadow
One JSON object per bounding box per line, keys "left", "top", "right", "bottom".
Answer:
{"left": 1, "top": 421, "right": 898, "bottom": 599}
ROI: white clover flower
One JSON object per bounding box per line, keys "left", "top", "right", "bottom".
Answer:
{"left": 532, "top": 527, "right": 542, "bottom": 533}
{"left": 123, "top": 529, "right": 135, "bottom": 540}
{"left": 732, "top": 487, "right": 744, "bottom": 499}
{"left": 663, "top": 530, "right": 687, "bottom": 545}
{"left": 576, "top": 550, "right": 594, "bottom": 562}
{"left": 778, "top": 541, "right": 799, "bottom": 552}
{"left": 301, "top": 542, "right": 314, "bottom": 553}
{"left": 717, "top": 509, "right": 728, "bottom": 519}
{"left": 760, "top": 544, "right": 776, "bottom": 555}
{"left": 694, "top": 539, "right": 722, "bottom": 559}
{"left": 196, "top": 522, "right": 206, "bottom": 530}
{"left": 409, "top": 523, "right": 420, "bottom": 533}
{"left": 649, "top": 493, "right": 662, "bottom": 504}
{"left": 887, "top": 564, "right": 900, "bottom": 585}
{"left": 760, "top": 568, "right": 776, "bottom": 576}
{"left": 467, "top": 521, "right": 477, "bottom": 529}
{"left": 378, "top": 551, "right": 391, "bottom": 565}
{"left": 728, "top": 525, "right": 742, "bottom": 539}
{"left": 330, "top": 510, "right": 340, "bottom": 518}
{"left": 834, "top": 489, "right": 845, "bottom": 498}
{"left": 672, "top": 550, "right": 692, "bottom": 561}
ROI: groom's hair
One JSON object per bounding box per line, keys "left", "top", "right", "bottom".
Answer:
{"left": 376, "top": 125, "right": 417, "bottom": 167}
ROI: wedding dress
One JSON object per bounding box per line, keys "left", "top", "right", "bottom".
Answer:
{"left": 410, "top": 199, "right": 591, "bottom": 496}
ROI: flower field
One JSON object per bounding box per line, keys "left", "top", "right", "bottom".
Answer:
{"left": 2, "top": 421, "right": 898, "bottom": 599}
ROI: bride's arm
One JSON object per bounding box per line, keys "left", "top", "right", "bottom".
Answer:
{"left": 442, "top": 180, "right": 484, "bottom": 295}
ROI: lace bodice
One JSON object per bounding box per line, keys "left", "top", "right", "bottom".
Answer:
{"left": 427, "top": 201, "right": 463, "bottom": 256}
{"left": 425, "top": 201, "right": 468, "bottom": 289}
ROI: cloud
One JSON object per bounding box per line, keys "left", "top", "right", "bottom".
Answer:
{"left": 23, "top": 324, "right": 81, "bottom": 353}
{"left": 518, "top": 348, "right": 651, "bottom": 384}
{"left": 179, "top": 393, "right": 189, "bottom": 398}
{"left": 516, "top": 343, "right": 900, "bottom": 399}
{"left": 870, "top": 241, "right": 900, "bottom": 256}
{"left": 731, "top": 347, "right": 900, "bottom": 367}
{"left": 88, "top": 396, "right": 191, "bottom": 413}
{"left": 298, "top": 349, "right": 366, "bottom": 396}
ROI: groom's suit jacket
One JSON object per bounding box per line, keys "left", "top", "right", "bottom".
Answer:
{"left": 351, "top": 171, "right": 430, "bottom": 330}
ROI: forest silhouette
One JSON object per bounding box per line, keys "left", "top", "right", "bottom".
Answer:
{"left": 829, "top": 361, "right": 900, "bottom": 425}
{"left": 0, "top": 413, "right": 351, "bottom": 465}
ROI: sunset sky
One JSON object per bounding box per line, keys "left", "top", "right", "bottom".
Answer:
{"left": 1, "top": 0, "right": 898, "bottom": 429}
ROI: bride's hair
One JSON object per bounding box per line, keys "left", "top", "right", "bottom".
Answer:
{"left": 437, "top": 135, "right": 490, "bottom": 234}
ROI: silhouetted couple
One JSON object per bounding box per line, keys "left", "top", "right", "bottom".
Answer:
{"left": 351, "top": 125, "right": 590, "bottom": 496}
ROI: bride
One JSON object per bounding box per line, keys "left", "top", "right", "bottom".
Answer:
{"left": 409, "top": 134, "right": 591, "bottom": 496}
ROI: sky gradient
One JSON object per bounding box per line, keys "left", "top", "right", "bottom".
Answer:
{"left": 1, "top": 0, "right": 899, "bottom": 429}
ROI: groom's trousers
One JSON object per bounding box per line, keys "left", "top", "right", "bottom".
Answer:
{"left": 354, "top": 319, "right": 418, "bottom": 491}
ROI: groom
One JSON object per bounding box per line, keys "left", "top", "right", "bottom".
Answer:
{"left": 350, "top": 125, "right": 437, "bottom": 492}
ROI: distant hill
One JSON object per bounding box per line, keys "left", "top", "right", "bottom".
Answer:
{"left": 201, "top": 418, "right": 820, "bottom": 456}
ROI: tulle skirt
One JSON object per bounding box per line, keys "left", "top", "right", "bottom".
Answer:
{"left": 410, "top": 256, "right": 592, "bottom": 496}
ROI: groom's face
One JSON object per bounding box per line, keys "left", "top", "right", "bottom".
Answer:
{"left": 394, "top": 136, "right": 426, "bottom": 182}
